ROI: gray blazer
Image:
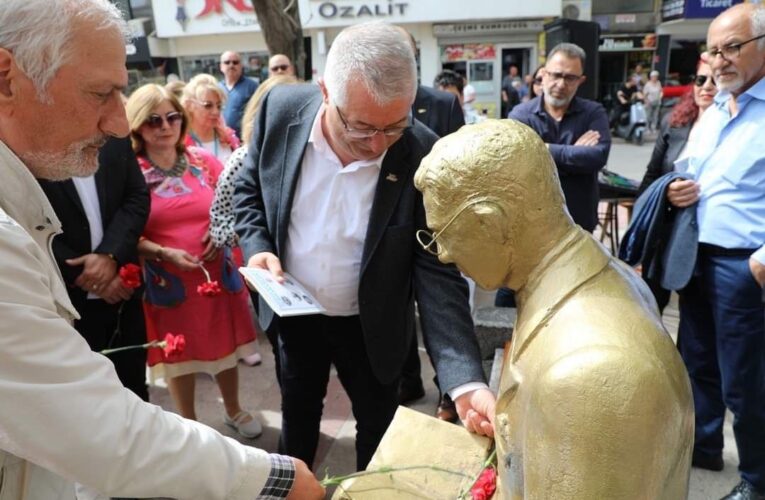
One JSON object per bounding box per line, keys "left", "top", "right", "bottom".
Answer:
{"left": 638, "top": 117, "right": 691, "bottom": 195}
{"left": 233, "top": 84, "right": 484, "bottom": 391}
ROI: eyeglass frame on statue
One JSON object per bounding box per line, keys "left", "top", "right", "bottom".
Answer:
{"left": 416, "top": 198, "right": 491, "bottom": 257}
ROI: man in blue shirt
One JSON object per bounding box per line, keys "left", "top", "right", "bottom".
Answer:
{"left": 510, "top": 43, "right": 611, "bottom": 233}
{"left": 219, "top": 50, "right": 258, "bottom": 138}
{"left": 667, "top": 4, "right": 765, "bottom": 499}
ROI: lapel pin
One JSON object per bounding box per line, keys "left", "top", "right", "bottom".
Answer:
{"left": 385, "top": 173, "right": 398, "bottom": 182}
{"left": 417, "top": 108, "right": 427, "bottom": 114}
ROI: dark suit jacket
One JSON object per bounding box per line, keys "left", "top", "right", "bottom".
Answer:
{"left": 638, "top": 117, "right": 691, "bottom": 195}
{"left": 38, "top": 137, "right": 150, "bottom": 312}
{"left": 233, "top": 84, "right": 484, "bottom": 391}
{"left": 412, "top": 86, "right": 464, "bottom": 138}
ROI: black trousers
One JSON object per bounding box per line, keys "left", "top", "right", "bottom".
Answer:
{"left": 74, "top": 298, "right": 149, "bottom": 401}
{"left": 277, "top": 314, "right": 398, "bottom": 471}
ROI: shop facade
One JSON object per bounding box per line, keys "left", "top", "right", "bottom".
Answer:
{"left": 141, "top": 0, "right": 560, "bottom": 117}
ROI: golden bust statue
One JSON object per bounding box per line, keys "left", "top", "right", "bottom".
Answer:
{"left": 414, "top": 120, "right": 693, "bottom": 499}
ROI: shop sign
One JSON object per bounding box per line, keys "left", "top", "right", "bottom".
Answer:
{"left": 661, "top": 0, "right": 742, "bottom": 21}
{"left": 433, "top": 20, "right": 545, "bottom": 36}
{"left": 440, "top": 43, "right": 496, "bottom": 62}
{"left": 599, "top": 34, "right": 657, "bottom": 52}
{"left": 317, "top": 1, "right": 409, "bottom": 18}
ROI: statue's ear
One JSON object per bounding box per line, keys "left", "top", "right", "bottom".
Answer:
{"left": 472, "top": 201, "right": 511, "bottom": 244}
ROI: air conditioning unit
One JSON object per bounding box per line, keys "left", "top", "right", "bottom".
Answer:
{"left": 562, "top": 0, "right": 592, "bottom": 21}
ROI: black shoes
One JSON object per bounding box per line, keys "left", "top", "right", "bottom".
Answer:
{"left": 397, "top": 382, "right": 425, "bottom": 404}
{"left": 720, "top": 480, "right": 765, "bottom": 500}
{"left": 692, "top": 451, "right": 724, "bottom": 471}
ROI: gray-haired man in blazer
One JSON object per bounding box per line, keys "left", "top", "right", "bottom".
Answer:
{"left": 234, "top": 22, "right": 495, "bottom": 470}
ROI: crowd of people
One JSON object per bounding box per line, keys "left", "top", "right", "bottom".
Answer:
{"left": 1, "top": 0, "right": 764, "bottom": 498}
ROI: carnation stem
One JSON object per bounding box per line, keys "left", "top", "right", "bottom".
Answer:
{"left": 101, "top": 339, "right": 166, "bottom": 356}
{"left": 320, "top": 464, "right": 471, "bottom": 487}
{"left": 199, "top": 263, "right": 212, "bottom": 283}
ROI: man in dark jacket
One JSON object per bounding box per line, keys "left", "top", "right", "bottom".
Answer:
{"left": 38, "top": 136, "right": 150, "bottom": 400}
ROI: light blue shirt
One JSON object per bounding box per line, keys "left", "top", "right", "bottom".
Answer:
{"left": 683, "top": 76, "right": 765, "bottom": 265}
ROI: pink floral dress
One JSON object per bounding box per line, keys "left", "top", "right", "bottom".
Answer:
{"left": 138, "top": 146, "right": 256, "bottom": 380}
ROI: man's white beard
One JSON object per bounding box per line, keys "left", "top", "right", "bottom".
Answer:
{"left": 20, "top": 137, "right": 105, "bottom": 181}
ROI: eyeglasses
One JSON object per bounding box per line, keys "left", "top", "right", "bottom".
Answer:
{"left": 416, "top": 199, "right": 486, "bottom": 256}
{"left": 706, "top": 33, "right": 765, "bottom": 61}
{"left": 335, "top": 105, "right": 411, "bottom": 139}
{"left": 270, "top": 64, "right": 290, "bottom": 72}
{"left": 694, "top": 74, "right": 716, "bottom": 87}
{"left": 197, "top": 100, "right": 223, "bottom": 111}
{"left": 144, "top": 111, "right": 183, "bottom": 129}
{"left": 222, "top": 60, "right": 240, "bottom": 65}
{"left": 545, "top": 71, "right": 583, "bottom": 85}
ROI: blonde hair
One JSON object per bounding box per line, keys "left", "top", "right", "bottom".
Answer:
{"left": 182, "top": 73, "right": 235, "bottom": 145}
{"left": 125, "top": 84, "right": 189, "bottom": 156}
{"left": 240, "top": 74, "right": 299, "bottom": 144}
{"left": 165, "top": 80, "right": 186, "bottom": 101}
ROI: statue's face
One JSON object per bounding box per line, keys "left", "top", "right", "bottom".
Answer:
{"left": 420, "top": 187, "right": 511, "bottom": 290}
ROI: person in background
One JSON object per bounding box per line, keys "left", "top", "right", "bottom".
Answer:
{"left": 219, "top": 50, "right": 258, "bottom": 138}
{"left": 501, "top": 64, "right": 521, "bottom": 117}
{"left": 37, "top": 136, "right": 151, "bottom": 401}
{"left": 0, "top": 0, "right": 322, "bottom": 497}
{"left": 434, "top": 69, "right": 465, "bottom": 105}
{"left": 631, "top": 62, "right": 646, "bottom": 90}
{"left": 666, "top": 5, "right": 765, "bottom": 497}
{"left": 247, "top": 54, "right": 268, "bottom": 83}
{"left": 126, "top": 84, "right": 261, "bottom": 439}
{"left": 613, "top": 77, "right": 644, "bottom": 128}
{"left": 529, "top": 65, "right": 544, "bottom": 100}
{"left": 268, "top": 53, "right": 296, "bottom": 78}
{"left": 165, "top": 79, "right": 186, "bottom": 101}
{"left": 643, "top": 70, "right": 664, "bottom": 133}
{"left": 183, "top": 73, "right": 240, "bottom": 165}
{"left": 637, "top": 60, "right": 717, "bottom": 313}
{"left": 210, "top": 74, "right": 300, "bottom": 372}
{"left": 463, "top": 84, "right": 485, "bottom": 124}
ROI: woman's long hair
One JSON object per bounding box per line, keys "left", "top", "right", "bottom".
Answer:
{"left": 668, "top": 90, "right": 698, "bottom": 128}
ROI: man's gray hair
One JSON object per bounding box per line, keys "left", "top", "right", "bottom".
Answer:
{"left": 752, "top": 6, "right": 765, "bottom": 50}
{"left": 547, "top": 42, "right": 587, "bottom": 67}
{"left": 323, "top": 22, "right": 417, "bottom": 107}
{"left": 0, "top": 0, "right": 129, "bottom": 102}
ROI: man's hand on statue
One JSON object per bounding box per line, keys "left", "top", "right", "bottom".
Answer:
{"left": 97, "top": 275, "right": 133, "bottom": 304}
{"left": 455, "top": 388, "right": 496, "bottom": 437}
{"left": 574, "top": 130, "right": 600, "bottom": 147}
{"left": 285, "top": 458, "right": 325, "bottom": 499}
{"left": 666, "top": 179, "right": 700, "bottom": 208}
{"left": 248, "top": 252, "right": 285, "bottom": 283}
{"left": 68, "top": 253, "right": 117, "bottom": 292}
{"left": 749, "top": 258, "right": 765, "bottom": 287}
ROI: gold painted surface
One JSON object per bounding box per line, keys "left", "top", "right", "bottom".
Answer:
{"left": 332, "top": 406, "right": 492, "bottom": 499}
{"left": 415, "top": 120, "right": 694, "bottom": 499}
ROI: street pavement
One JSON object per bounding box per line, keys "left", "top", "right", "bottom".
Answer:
{"left": 148, "top": 135, "right": 741, "bottom": 499}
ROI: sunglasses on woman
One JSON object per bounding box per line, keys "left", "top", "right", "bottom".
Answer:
{"left": 694, "top": 74, "right": 716, "bottom": 87}
{"left": 197, "top": 100, "right": 223, "bottom": 111}
{"left": 144, "top": 111, "right": 183, "bottom": 129}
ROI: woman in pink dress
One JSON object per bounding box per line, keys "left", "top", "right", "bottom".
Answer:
{"left": 125, "top": 84, "right": 261, "bottom": 438}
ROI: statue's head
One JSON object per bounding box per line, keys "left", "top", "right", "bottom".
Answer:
{"left": 414, "top": 119, "right": 572, "bottom": 290}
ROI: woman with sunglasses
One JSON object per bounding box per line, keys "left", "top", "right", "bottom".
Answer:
{"left": 637, "top": 60, "right": 717, "bottom": 311}
{"left": 125, "top": 84, "right": 261, "bottom": 438}
{"left": 181, "top": 74, "right": 240, "bottom": 165}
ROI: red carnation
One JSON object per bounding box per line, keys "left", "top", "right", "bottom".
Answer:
{"left": 162, "top": 333, "right": 186, "bottom": 358}
{"left": 118, "top": 263, "right": 142, "bottom": 289}
{"left": 197, "top": 280, "right": 222, "bottom": 297}
{"left": 470, "top": 466, "right": 497, "bottom": 500}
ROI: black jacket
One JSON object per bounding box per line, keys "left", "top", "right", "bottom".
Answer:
{"left": 38, "top": 137, "right": 150, "bottom": 310}
{"left": 638, "top": 116, "right": 692, "bottom": 195}
{"left": 412, "top": 86, "right": 465, "bottom": 138}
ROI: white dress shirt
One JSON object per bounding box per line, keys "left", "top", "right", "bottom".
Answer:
{"left": 284, "top": 106, "right": 386, "bottom": 315}
{"left": 72, "top": 175, "right": 104, "bottom": 300}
